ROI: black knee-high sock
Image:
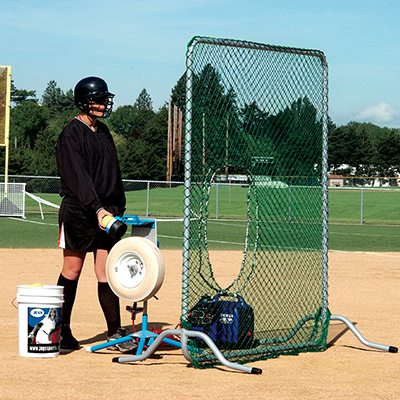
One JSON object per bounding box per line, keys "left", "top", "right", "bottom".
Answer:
{"left": 57, "top": 274, "right": 78, "bottom": 327}
{"left": 98, "top": 282, "right": 121, "bottom": 337}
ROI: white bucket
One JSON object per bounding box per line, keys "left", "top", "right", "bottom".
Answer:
{"left": 16, "top": 285, "right": 64, "bottom": 358}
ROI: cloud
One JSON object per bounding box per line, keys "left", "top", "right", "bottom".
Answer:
{"left": 353, "top": 101, "right": 399, "bottom": 123}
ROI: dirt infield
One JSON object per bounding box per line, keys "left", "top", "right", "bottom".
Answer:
{"left": 1, "top": 249, "right": 399, "bottom": 400}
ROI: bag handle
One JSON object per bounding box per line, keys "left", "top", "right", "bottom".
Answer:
{"left": 213, "top": 293, "right": 246, "bottom": 305}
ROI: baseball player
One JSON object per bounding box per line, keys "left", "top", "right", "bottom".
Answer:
{"left": 56, "top": 77, "right": 135, "bottom": 353}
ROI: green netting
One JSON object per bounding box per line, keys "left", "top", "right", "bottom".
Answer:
{"left": 181, "top": 36, "right": 330, "bottom": 368}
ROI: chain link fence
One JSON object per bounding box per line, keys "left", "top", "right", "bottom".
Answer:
{"left": 1, "top": 175, "right": 185, "bottom": 218}
{"left": 329, "top": 186, "right": 400, "bottom": 225}
{"left": 331, "top": 176, "right": 400, "bottom": 188}
{"left": 2, "top": 175, "right": 400, "bottom": 224}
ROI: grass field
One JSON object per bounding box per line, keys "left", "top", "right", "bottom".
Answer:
{"left": 1, "top": 186, "right": 400, "bottom": 251}
{"left": 2, "top": 211, "right": 400, "bottom": 252}
{"left": 329, "top": 188, "right": 400, "bottom": 225}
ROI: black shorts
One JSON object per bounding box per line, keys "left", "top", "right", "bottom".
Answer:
{"left": 58, "top": 200, "right": 119, "bottom": 252}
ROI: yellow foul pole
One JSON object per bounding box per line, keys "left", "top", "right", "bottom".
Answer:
{"left": 0, "top": 66, "right": 11, "bottom": 195}
{"left": 4, "top": 66, "right": 11, "bottom": 187}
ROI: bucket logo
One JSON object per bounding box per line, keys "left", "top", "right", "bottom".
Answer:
{"left": 27, "top": 307, "right": 62, "bottom": 354}
{"left": 30, "top": 308, "right": 45, "bottom": 318}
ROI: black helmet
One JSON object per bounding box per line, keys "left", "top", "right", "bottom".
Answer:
{"left": 74, "top": 76, "right": 115, "bottom": 118}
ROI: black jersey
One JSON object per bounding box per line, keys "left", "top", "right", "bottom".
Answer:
{"left": 56, "top": 117, "right": 125, "bottom": 215}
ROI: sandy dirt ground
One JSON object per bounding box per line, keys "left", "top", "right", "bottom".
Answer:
{"left": 1, "top": 249, "right": 399, "bottom": 400}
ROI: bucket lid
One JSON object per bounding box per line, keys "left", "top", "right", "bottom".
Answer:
{"left": 17, "top": 285, "right": 64, "bottom": 298}
{"left": 16, "top": 294, "right": 64, "bottom": 304}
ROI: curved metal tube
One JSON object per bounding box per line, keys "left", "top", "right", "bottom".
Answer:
{"left": 113, "top": 329, "right": 262, "bottom": 374}
{"left": 330, "top": 314, "right": 398, "bottom": 353}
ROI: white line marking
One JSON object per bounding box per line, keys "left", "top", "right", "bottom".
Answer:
{"left": 8, "top": 217, "right": 58, "bottom": 226}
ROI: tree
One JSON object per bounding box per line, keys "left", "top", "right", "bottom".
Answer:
{"left": 327, "top": 115, "right": 337, "bottom": 134}
{"left": 171, "top": 74, "right": 186, "bottom": 110}
{"left": 116, "top": 105, "right": 168, "bottom": 180}
{"left": 240, "top": 101, "right": 272, "bottom": 171}
{"left": 41, "top": 80, "right": 75, "bottom": 118}
{"left": 263, "top": 97, "right": 323, "bottom": 181}
{"left": 138, "top": 105, "right": 168, "bottom": 180}
{"left": 134, "top": 88, "right": 153, "bottom": 111}
{"left": 191, "top": 64, "right": 241, "bottom": 177}
{"left": 10, "top": 81, "right": 37, "bottom": 105}
{"left": 3, "top": 82, "right": 43, "bottom": 175}
{"left": 10, "top": 101, "right": 49, "bottom": 149}
{"left": 29, "top": 127, "right": 58, "bottom": 176}
{"left": 327, "top": 121, "right": 400, "bottom": 178}
{"left": 7, "top": 146, "right": 34, "bottom": 175}
{"left": 329, "top": 124, "right": 359, "bottom": 171}
{"left": 133, "top": 89, "right": 155, "bottom": 136}
{"left": 355, "top": 126, "right": 375, "bottom": 176}
{"left": 374, "top": 128, "right": 400, "bottom": 179}
{"left": 110, "top": 89, "right": 156, "bottom": 140}
{"left": 109, "top": 105, "right": 138, "bottom": 137}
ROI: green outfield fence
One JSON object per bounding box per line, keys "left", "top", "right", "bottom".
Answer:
{"left": 1, "top": 174, "right": 400, "bottom": 225}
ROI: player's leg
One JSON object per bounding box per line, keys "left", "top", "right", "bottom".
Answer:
{"left": 94, "top": 248, "right": 120, "bottom": 336}
{"left": 94, "top": 248, "right": 136, "bottom": 353}
{"left": 58, "top": 249, "right": 86, "bottom": 350}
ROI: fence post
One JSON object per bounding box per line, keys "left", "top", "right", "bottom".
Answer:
{"left": 146, "top": 181, "right": 150, "bottom": 217}
{"left": 360, "top": 188, "right": 363, "bottom": 225}
{"left": 216, "top": 183, "right": 219, "bottom": 220}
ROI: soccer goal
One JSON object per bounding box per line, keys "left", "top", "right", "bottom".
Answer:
{"left": 0, "top": 182, "right": 26, "bottom": 218}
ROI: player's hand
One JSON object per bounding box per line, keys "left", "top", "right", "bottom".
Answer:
{"left": 97, "top": 208, "right": 113, "bottom": 231}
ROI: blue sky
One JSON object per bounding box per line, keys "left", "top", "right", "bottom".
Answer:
{"left": 2, "top": 0, "right": 400, "bottom": 128}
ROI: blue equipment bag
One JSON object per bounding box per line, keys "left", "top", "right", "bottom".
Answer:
{"left": 187, "top": 293, "right": 254, "bottom": 348}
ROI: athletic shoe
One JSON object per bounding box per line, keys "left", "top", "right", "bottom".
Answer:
{"left": 107, "top": 327, "right": 137, "bottom": 353}
{"left": 60, "top": 325, "right": 80, "bottom": 350}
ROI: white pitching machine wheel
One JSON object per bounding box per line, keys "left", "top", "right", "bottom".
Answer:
{"left": 106, "top": 237, "right": 165, "bottom": 302}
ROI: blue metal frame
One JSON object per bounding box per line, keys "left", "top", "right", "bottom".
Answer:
{"left": 115, "top": 214, "right": 156, "bottom": 229}
{"left": 86, "top": 300, "right": 183, "bottom": 354}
